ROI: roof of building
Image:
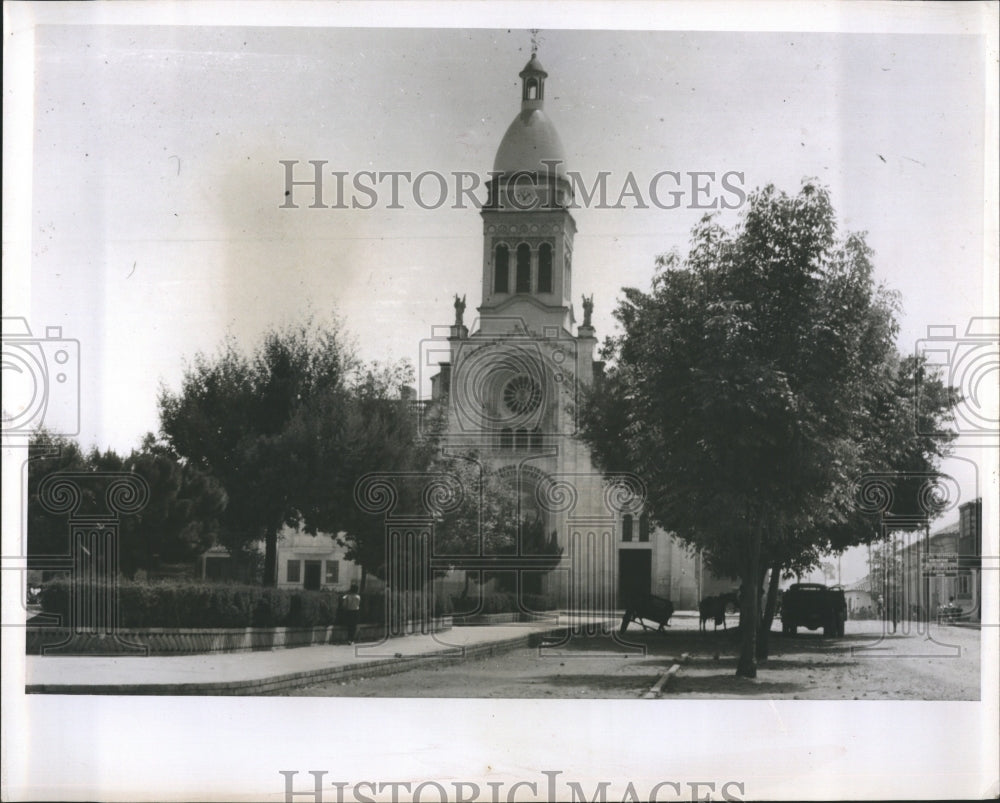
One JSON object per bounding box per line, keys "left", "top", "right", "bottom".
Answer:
{"left": 896, "top": 520, "right": 960, "bottom": 555}
{"left": 519, "top": 53, "right": 547, "bottom": 78}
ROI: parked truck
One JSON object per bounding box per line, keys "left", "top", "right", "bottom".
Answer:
{"left": 780, "top": 582, "right": 847, "bottom": 637}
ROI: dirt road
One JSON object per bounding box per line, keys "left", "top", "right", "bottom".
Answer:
{"left": 279, "top": 615, "right": 982, "bottom": 699}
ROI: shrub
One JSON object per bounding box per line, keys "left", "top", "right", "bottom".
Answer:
{"left": 450, "top": 591, "right": 558, "bottom": 616}
{"left": 252, "top": 588, "right": 291, "bottom": 627}
{"left": 289, "top": 592, "right": 338, "bottom": 627}
{"left": 355, "top": 588, "right": 453, "bottom": 623}
{"left": 38, "top": 578, "right": 455, "bottom": 629}
{"left": 521, "top": 592, "right": 558, "bottom": 612}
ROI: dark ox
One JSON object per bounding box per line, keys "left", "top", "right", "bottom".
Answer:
{"left": 699, "top": 592, "right": 739, "bottom": 631}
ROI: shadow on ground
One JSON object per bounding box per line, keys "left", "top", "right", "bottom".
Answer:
{"left": 670, "top": 674, "right": 804, "bottom": 696}
{"left": 533, "top": 673, "right": 653, "bottom": 693}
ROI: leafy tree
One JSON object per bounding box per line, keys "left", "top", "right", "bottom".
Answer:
{"left": 159, "top": 321, "right": 432, "bottom": 587}
{"left": 158, "top": 320, "right": 354, "bottom": 585}
{"left": 308, "top": 361, "right": 437, "bottom": 590}
{"left": 27, "top": 431, "right": 90, "bottom": 562}
{"left": 579, "top": 181, "right": 927, "bottom": 677}
{"left": 118, "top": 435, "right": 227, "bottom": 576}
{"left": 751, "top": 350, "right": 957, "bottom": 654}
{"left": 26, "top": 431, "right": 226, "bottom": 577}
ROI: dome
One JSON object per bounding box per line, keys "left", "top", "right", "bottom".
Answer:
{"left": 491, "top": 54, "right": 568, "bottom": 179}
{"left": 492, "top": 108, "right": 568, "bottom": 178}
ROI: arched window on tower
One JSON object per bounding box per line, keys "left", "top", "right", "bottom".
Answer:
{"left": 639, "top": 513, "right": 650, "bottom": 542}
{"left": 538, "top": 243, "right": 553, "bottom": 293}
{"left": 500, "top": 428, "right": 513, "bottom": 450}
{"left": 622, "top": 514, "right": 634, "bottom": 543}
{"left": 526, "top": 78, "right": 539, "bottom": 100}
{"left": 494, "top": 244, "right": 510, "bottom": 293}
{"left": 516, "top": 244, "right": 531, "bottom": 293}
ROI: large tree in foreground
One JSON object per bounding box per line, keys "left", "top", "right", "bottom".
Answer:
{"left": 751, "top": 350, "right": 958, "bottom": 659}
{"left": 580, "top": 181, "right": 923, "bottom": 678}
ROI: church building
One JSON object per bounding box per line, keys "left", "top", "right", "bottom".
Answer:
{"left": 429, "top": 53, "right": 733, "bottom": 611}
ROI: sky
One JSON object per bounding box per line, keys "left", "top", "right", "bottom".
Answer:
{"left": 10, "top": 20, "right": 996, "bottom": 582}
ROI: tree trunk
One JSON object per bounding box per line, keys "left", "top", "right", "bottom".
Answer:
{"left": 756, "top": 561, "right": 782, "bottom": 662}
{"left": 263, "top": 528, "right": 278, "bottom": 587}
{"left": 736, "top": 523, "right": 762, "bottom": 678}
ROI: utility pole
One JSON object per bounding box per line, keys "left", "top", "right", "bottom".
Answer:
{"left": 924, "top": 522, "right": 931, "bottom": 627}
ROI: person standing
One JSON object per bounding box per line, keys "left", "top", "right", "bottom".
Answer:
{"left": 340, "top": 583, "right": 362, "bottom": 645}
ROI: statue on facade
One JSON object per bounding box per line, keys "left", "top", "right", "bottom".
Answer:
{"left": 454, "top": 293, "right": 466, "bottom": 327}
{"left": 581, "top": 294, "right": 594, "bottom": 328}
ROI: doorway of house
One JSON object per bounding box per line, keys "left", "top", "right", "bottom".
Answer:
{"left": 304, "top": 560, "right": 322, "bottom": 591}
{"left": 618, "top": 549, "right": 651, "bottom": 607}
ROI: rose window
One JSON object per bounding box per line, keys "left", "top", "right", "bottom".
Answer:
{"left": 503, "top": 375, "right": 542, "bottom": 415}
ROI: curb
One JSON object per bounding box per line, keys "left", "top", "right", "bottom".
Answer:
{"left": 642, "top": 662, "right": 681, "bottom": 699}
{"left": 26, "top": 629, "right": 558, "bottom": 696}
{"left": 25, "top": 620, "right": 453, "bottom": 657}
{"left": 641, "top": 653, "right": 688, "bottom": 698}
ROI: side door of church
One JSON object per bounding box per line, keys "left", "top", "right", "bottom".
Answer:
{"left": 618, "top": 549, "right": 652, "bottom": 607}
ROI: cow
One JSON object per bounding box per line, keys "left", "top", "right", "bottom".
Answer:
{"left": 699, "top": 592, "right": 739, "bottom": 631}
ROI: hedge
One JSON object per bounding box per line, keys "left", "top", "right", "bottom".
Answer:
{"left": 451, "top": 591, "right": 558, "bottom": 616}
{"left": 38, "top": 578, "right": 452, "bottom": 629}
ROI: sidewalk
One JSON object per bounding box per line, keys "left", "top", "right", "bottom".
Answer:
{"left": 25, "top": 614, "right": 616, "bottom": 695}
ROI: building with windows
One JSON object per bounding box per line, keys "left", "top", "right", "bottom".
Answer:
{"left": 896, "top": 497, "right": 982, "bottom": 622}
{"left": 273, "top": 530, "right": 362, "bottom": 592}
{"left": 844, "top": 576, "right": 877, "bottom": 619}
{"left": 428, "top": 53, "right": 732, "bottom": 610}
{"left": 857, "top": 497, "right": 983, "bottom": 623}
{"left": 201, "top": 526, "right": 364, "bottom": 593}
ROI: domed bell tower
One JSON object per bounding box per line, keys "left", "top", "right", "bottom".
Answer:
{"left": 480, "top": 54, "right": 577, "bottom": 334}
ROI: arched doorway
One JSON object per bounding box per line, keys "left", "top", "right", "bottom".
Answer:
{"left": 493, "top": 465, "right": 562, "bottom": 595}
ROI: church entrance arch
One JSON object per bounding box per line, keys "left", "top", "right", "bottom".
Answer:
{"left": 493, "top": 464, "right": 562, "bottom": 594}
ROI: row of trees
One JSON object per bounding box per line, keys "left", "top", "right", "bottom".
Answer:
{"left": 30, "top": 319, "right": 559, "bottom": 588}
{"left": 578, "top": 180, "right": 958, "bottom": 677}
{"left": 28, "top": 432, "right": 227, "bottom": 578}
